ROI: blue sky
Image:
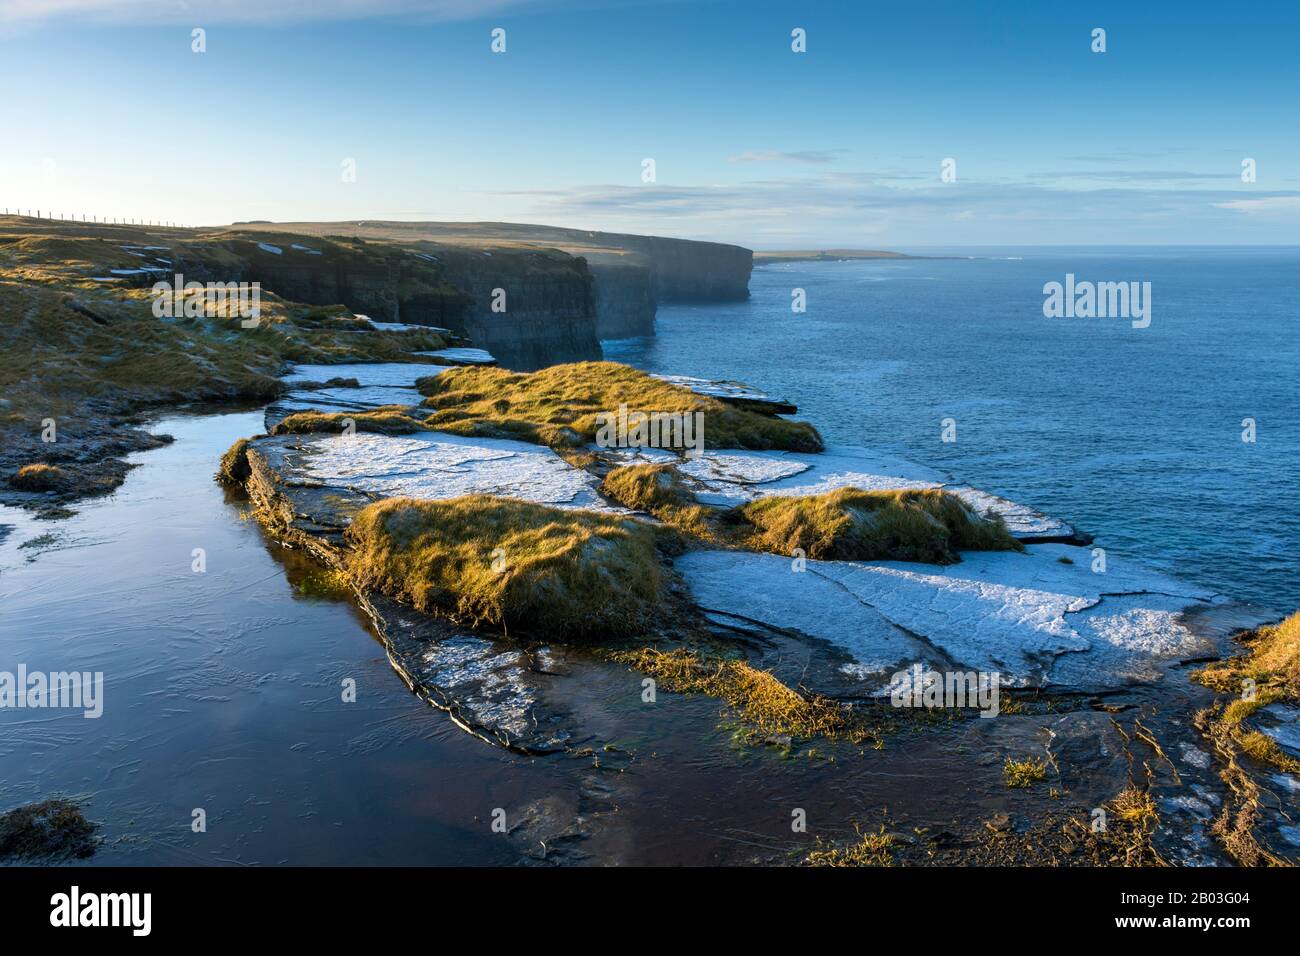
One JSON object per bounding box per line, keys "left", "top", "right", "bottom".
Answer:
{"left": 2, "top": 0, "right": 1298, "bottom": 247}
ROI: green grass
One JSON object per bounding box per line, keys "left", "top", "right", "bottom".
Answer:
{"left": 344, "top": 495, "right": 668, "bottom": 639}
{"left": 732, "top": 487, "right": 1022, "bottom": 564}
{"left": 417, "top": 361, "right": 823, "bottom": 452}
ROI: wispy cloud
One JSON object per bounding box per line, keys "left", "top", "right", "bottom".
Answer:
{"left": 1029, "top": 169, "right": 1230, "bottom": 184}
{"left": 488, "top": 175, "right": 1300, "bottom": 245}
{"left": 1212, "top": 196, "right": 1300, "bottom": 214}
{"left": 727, "top": 150, "right": 842, "bottom": 165}
{"left": 0, "top": 0, "right": 545, "bottom": 25}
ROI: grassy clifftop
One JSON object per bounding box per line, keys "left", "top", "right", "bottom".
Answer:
{"left": 0, "top": 216, "right": 456, "bottom": 507}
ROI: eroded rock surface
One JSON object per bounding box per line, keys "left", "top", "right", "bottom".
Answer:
{"left": 676, "top": 544, "right": 1226, "bottom": 692}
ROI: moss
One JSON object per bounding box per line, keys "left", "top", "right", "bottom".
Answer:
{"left": 418, "top": 361, "right": 823, "bottom": 453}
{"left": 0, "top": 799, "right": 96, "bottom": 861}
{"left": 344, "top": 495, "right": 668, "bottom": 639}
{"left": 806, "top": 825, "right": 895, "bottom": 867}
{"left": 1003, "top": 756, "right": 1048, "bottom": 788}
{"left": 608, "top": 646, "right": 879, "bottom": 745}
{"left": 733, "top": 487, "right": 1022, "bottom": 564}
{"left": 9, "top": 462, "right": 67, "bottom": 492}
{"left": 217, "top": 438, "right": 252, "bottom": 484}
{"left": 270, "top": 406, "right": 427, "bottom": 436}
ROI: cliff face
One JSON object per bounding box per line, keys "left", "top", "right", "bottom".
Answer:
{"left": 424, "top": 246, "right": 602, "bottom": 371}
{"left": 587, "top": 258, "right": 656, "bottom": 339}
{"left": 231, "top": 221, "right": 755, "bottom": 344}
{"left": 609, "top": 236, "right": 753, "bottom": 303}
{"left": 177, "top": 232, "right": 602, "bottom": 370}
{"left": 175, "top": 233, "right": 471, "bottom": 327}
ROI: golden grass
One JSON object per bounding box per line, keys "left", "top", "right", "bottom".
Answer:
{"left": 1003, "top": 756, "right": 1048, "bottom": 788}
{"left": 217, "top": 438, "right": 252, "bottom": 485}
{"left": 9, "top": 462, "right": 67, "bottom": 492}
{"left": 598, "top": 463, "right": 716, "bottom": 537}
{"left": 344, "top": 495, "right": 667, "bottom": 639}
{"left": 1190, "top": 611, "right": 1300, "bottom": 865}
{"left": 608, "top": 646, "right": 877, "bottom": 744}
{"left": 270, "top": 406, "right": 427, "bottom": 436}
{"left": 733, "top": 487, "right": 1022, "bottom": 564}
{"left": 417, "top": 362, "right": 823, "bottom": 452}
{"left": 805, "top": 825, "right": 895, "bottom": 867}
{"left": 1194, "top": 610, "right": 1300, "bottom": 774}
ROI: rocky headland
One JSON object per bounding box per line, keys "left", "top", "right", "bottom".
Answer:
{"left": 3, "top": 212, "right": 1296, "bottom": 866}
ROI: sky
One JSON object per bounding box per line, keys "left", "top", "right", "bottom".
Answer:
{"left": 2, "top": 0, "right": 1298, "bottom": 248}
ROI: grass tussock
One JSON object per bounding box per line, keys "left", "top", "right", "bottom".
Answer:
{"left": 599, "top": 463, "right": 717, "bottom": 537}
{"left": 805, "top": 825, "right": 895, "bottom": 867}
{"left": 417, "top": 362, "right": 823, "bottom": 453}
{"left": 217, "top": 438, "right": 252, "bottom": 485}
{"left": 1003, "top": 756, "right": 1048, "bottom": 788}
{"left": 270, "top": 406, "right": 428, "bottom": 436}
{"left": 609, "top": 646, "right": 878, "bottom": 745}
{"left": 344, "top": 495, "right": 667, "bottom": 639}
{"left": 9, "top": 462, "right": 68, "bottom": 492}
{"left": 733, "top": 487, "right": 1022, "bottom": 564}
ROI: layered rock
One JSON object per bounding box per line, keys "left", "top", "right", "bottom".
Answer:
{"left": 232, "top": 220, "right": 756, "bottom": 344}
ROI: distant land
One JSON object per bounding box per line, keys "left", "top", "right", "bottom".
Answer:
{"left": 753, "top": 249, "right": 916, "bottom": 264}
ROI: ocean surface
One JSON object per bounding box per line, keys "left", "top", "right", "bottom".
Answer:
{"left": 607, "top": 247, "right": 1300, "bottom": 615}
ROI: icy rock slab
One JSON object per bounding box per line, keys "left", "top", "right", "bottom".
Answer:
{"left": 363, "top": 592, "right": 572, "bottom": 752}
{"left": 278, "top": 385, "right": 423, "bottom": 413}
{"left": 416, "top": 347, "right": 496, "bottom": 365}
{"left": 295, "top": 431, "right": 617, "bottom": 510}
{"left": 283, "top": 362, "right": 450, "bottom": 388}
{"left": 677, "top": 549, "right": 933, "bottom": 685}
{"left": 652, "top": 374, "right": 797, "bottom": 413}
{"left": 601, "top": 444, "right": 1076, "bottom": 539}
{"left": 676, "top": 543, "right": 1220, "bottom": 691}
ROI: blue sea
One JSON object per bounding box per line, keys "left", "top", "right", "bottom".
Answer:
{"left": 606, "top": 247, "right": 1300, "bottom": 615}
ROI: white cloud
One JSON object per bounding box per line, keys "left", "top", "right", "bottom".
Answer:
{"left": 1212, "top": 196, "right": 1300, "bottom": 214}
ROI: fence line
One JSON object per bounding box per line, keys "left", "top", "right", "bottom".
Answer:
{"left": 2, "top": 207, "right": 192, "bottom": 229}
